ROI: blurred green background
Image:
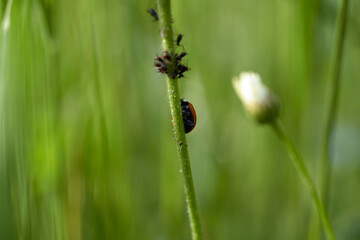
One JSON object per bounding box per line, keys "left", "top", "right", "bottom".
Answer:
{"left": 0, "top": 0, "right": 360, "bottom": 239}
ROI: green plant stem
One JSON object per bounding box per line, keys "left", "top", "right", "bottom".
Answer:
{"left": 156, "top": 1, "right": 203, "bottom": 239}
{"left": 320, "top": 0, "right": 349, "bottom": 209}
{"left": 309, "top": 2, "right": 349, "bottom": 239}
{"left": 270, "top": 122, "right": 336, "bottom": 240}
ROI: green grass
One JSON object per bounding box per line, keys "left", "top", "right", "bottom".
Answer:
{"left": 1, "top": 0, "right": 360, "bottom": 239}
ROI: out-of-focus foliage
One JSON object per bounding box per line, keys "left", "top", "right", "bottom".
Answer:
{"left": 0, "top": 0, "right": 359, "bottom": 239}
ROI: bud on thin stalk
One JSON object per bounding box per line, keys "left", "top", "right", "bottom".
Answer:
{"left": 232, "top": 72, "right": 280, "bottom": 124}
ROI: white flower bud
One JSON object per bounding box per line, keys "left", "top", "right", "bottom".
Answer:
{"left": 232, "top": 72, "right": 280, "bottom": 124}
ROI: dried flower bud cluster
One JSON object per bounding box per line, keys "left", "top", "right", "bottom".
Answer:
{"left": 232, "top": 72, "right": 280, "bottom": 124}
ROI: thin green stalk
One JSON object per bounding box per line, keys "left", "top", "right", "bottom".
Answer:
{"left": 309, "top": 2, "right": 348, "bottom": 239}
{"left": 320, "top": 0, "right": 349, "bottom": 209}
{"left": 271, "top": 122, "right": 336, "bottom": 240}
{"left": 156, "top": 1, "right": 203, "bottom": 239}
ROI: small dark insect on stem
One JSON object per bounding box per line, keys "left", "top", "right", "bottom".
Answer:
{"left": 176, "top": 52, "right": 187, "bottom": 61}
{"left": 178, "top": 64, "right": 189, "bottom": 74}
{"left": 154, "top": 62, "right": 162, "bottom": 67}
{"left": 155, "top": 56, "right": 164, "bottom": 63}
{"left": 176, "top": 34, "right": 183, "bottom": 46}
{"left": 162, "top": 51, "right": 172, "bottom": 61}
{"left": 147, "top": 8, "right": 158, "bottom": 21}
{"left": 154, "top": 51, "right": 189, "bottom": 79}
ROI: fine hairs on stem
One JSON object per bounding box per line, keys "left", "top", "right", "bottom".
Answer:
{"left": 154, "top": 0, "right": 203, "bottom": 239}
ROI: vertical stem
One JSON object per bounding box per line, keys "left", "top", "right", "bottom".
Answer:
{"left": 320, "top": 0, "right": 349, "bottom": 209}
{"left": 156, "top": 1, "right": 203, "bottom": 239}
{"left": 309, "top": 1, "right": 349, "bottom": 239}
{"left": 271, "top": 122, "right": 336, "bottom": 240}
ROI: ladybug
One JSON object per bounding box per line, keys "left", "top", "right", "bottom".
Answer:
{"left": 180, "top": 99, "right": 197, "bottom": 133}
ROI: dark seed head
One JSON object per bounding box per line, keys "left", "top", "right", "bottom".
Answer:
{"left": 147, "top": 8, "right": 158, "bottom": 21}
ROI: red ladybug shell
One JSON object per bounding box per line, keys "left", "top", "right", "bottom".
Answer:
{"left": 180, "top": 99, "right": 197, "bottom": 133}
